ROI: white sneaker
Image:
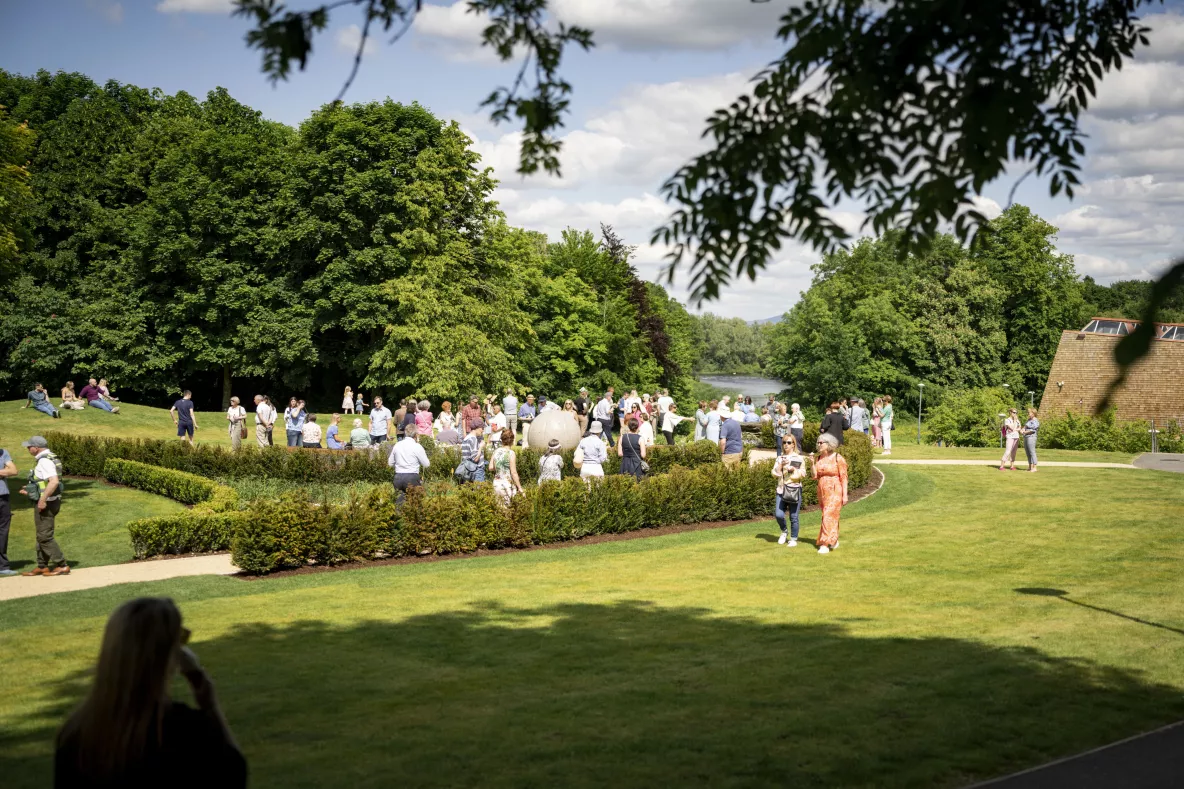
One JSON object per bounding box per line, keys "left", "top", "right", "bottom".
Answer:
{"left": 777, "top": 533, "right": 788, "bottom": 545}
{"left": 787, "top": 539, "right": 798, "bottom": 547}
{"left": 832, "top": 541, "right": 839, "bottom": 550}
{"left": 818, "top": 546, "right": 830, "bottom": 554}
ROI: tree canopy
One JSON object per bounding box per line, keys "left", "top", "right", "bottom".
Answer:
{"left": 0, "top": 70, "right": 697, "bottom": 407}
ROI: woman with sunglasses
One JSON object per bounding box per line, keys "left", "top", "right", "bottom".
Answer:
{"left": 56, "top": 597, "right": 246, "bottom": 788}
{"left": 772, "top": 434, "right": 807, "bottom": 546}
{"left": 811, "top": 433, "right": 849, "bottom": 554}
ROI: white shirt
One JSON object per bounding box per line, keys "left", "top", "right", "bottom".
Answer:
{"left": 662, "top": 411, "right": 689, "bottom": 433}
{"left": 577, "top": 435, "right": 608, "bottom": 466}
{"left": 33, "top": 450, "right": 59, "bottom": 483}
{"left": 624, "top": 396, "right": 641, "bottom": 414}
{"left": 227, "top": 405, "right": 246, "bottom": 423}
{"left": 656, "top": 395, "right": 674, "bottom": 414}
{"left": 490, "top": 412, "right": 507, "bottom": 431}
{"left": 255, "top": 402, "right": 274, "bottom": 425}
{"left": 388, "top": 438, "right": 431, "bottom": 474}
{"left": 593, "top": 398, "right": 612, "bottom": 420}
{"left": 369, "top": 406, "right": 392, "bottom": 436}
{"left": 541, "top": 401, "right": 559, "bottom": 412}
{"left": 302, "top": 423, "right": 322, "bottom": 444}
{"left": 638, "top": 420, "right": 655, "bottom": 447}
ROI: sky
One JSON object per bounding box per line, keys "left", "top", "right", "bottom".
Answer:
{"left": 2, "top": 0, "right": 1183, "bottom": 320}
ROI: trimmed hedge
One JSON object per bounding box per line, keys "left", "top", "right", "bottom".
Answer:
{"left": 758, "top": 420, "right": 821, "bottom": 450}
{"left": 44, "top": 432, "right": 725, "bottom": 486}
{"left": 1040, "top": 410, "right": 1184, "bottom": 454}
{"left": 102, "top": 458, "right": 219, "bottom": 505}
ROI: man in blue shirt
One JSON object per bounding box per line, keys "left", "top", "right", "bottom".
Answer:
{"left": 0, "top": 447, "right": 18, "bottom": 576}
{"left": 849, "top": 400, "right": 866, "bottom": 436}
{"left": 24, "top": 383, "right": 60, "bottom": 419}
{"left": 719, "top": 410, "right": 744, "bottom": 468}
{"left": 517, "top": 395, "right": 536, "bottom": 447}
{"left": 170, "top": 390, "right": 199, "bottom": 446}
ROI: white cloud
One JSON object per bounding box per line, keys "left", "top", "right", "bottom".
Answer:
{"left": 1141, "top": 12, "right": 1184, "bottom": 61}
{"left": 86, "top": 0, "right": 123, "bottom": 23}
{"left": 335, "top": 24, "right": 377, "bottom": 57}
{"left": 413, "top": 3, "right": 503, "bottom": 63}
{"left": 1078, "top": 175, "right": 1184, "bottom": 205}
{"left": 549, "top": 0, "right": 792, "bottom": 52}
{"left": 155, "top": 0, "right": 233, "bottom": 12}
{"left": 1089, "top": 62, "right": 1184, "bottom": 117}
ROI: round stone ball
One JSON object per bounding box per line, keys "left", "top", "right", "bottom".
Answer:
{"left": 527, "top": 409, "right": 583, "bottom": 450}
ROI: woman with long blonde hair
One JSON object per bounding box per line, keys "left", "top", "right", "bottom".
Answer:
{"left": 55, "top": 597, "right": 245, "bottom": 787}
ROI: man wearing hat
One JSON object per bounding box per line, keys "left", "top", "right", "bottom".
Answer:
{"left": 18, "top": 436, "right": 69, "bottom": 576}
{"left": 573, "top": 387, "right": 591, "bottom": 435}
{"left": 718, "top": 410, "right": 744, "bottom": 469}
{"left": 0, "top": 444, "right": 19, "bottom": 576}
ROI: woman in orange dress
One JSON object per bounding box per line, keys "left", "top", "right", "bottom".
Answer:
{"left": 810, "top": 432, "right": 848, "bottom": 554}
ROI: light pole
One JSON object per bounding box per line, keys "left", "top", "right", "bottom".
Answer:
{"left": 917, "top": 383, "right": 925, "bottom": 444}
{"left": 998, "top": 413, "right": 1006, "bottom": 448}
{"left": 1028, "top": 390, "right": 1035, "bottom": 408}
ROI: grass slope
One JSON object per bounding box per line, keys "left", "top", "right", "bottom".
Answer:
{"left": 2, "top": 465, "right": 1183, "bottom": 788}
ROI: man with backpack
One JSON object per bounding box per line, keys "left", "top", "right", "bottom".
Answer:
{"left": 18, "top": 436, "right": 69, "bottom": 576}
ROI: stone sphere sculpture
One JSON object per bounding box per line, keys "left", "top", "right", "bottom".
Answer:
{"left": 527, "top": 409, "right": 583, "bottom": 450}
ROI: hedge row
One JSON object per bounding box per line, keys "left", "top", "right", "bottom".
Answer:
{"left": 103, "top": 458, "right": 220, "bottom": 505}
{"left": 1040, "top": 410, "right": 1184, "bottom": 454}
{"left": 44, "top": 432, "right": 726, "bottom": 486}
{"left": 231, "top": 461, "right": 785, "bottom": 574}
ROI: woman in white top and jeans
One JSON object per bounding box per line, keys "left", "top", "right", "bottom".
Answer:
{"left": 225, "top": 397, "right": 247, "bottom": 451}
{"left": 578, "top": 422, "right": 609, "bottom": 480}
{"left": 772, "top": 435, "right": 807, "bottom": 546}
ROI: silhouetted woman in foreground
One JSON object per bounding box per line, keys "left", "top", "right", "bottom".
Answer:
{"left": 55, "top": 597, "right": 246, "bottom": 788}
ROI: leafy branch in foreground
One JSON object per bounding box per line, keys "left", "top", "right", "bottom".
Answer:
{"left": 653, "top": 0, "right": 1158, "bottom": 304}
{"left": 232, "top": 0, "right": 592, "bottom": 175}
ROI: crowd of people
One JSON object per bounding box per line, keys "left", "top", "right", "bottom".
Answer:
{"left": 20, "top": 378, "right": 122, "bottom": 418}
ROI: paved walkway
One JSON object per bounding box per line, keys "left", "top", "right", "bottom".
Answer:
{"left": 967, "top": 718, "right": 1184, "bottom": 788}
{"left": 1133, "top": 452, "right": 1184, "bottom": 473}
{"left": 0, "top": 554, "right": 238, "bottom": 602}
{"left": 874, "top": 459, "right": 1135, "bottom": 469}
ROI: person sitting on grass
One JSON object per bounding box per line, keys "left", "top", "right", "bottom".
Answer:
{"left": 55, "top": 597, "right": 247, "bottom": 788}
{"left": 349, "top": 418, "right": 371, "bottom": 450}
{"left": 98, "top": 378, "right": 119, "bottom": 402}
{"left": 59, "top": 382, "right": 86, "bottom": 410}
{"left": 301, "top": 413, "right": 323, "bottom": 449}
{"left": 326, "top": 414, "right": 345, "bottom": 450}
{"left": 79, "top": 378, "right": 119, "bottom": 413}
{"left": 170, "top": 391, "right": 198, "bottom": 446}
{"left": 24, "top": 383, "right": 60, "bottom": 419}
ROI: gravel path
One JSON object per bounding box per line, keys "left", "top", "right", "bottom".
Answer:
{"left": 0, "top": 554, "right": 238, "bottom": 602}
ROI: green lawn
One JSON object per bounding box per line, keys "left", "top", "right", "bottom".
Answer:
{"left": 876, "top": 441, "right": 1137, "bottom": 464}
{"left": 3, "top": 479, "right": 186, "bottom": 569}
{"left": 2, "top": 465, "right": 1182, "bottom": 788}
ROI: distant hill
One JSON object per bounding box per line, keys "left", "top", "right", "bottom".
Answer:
{"left": 752, "top": 315, "right": 783, "bottom": 326}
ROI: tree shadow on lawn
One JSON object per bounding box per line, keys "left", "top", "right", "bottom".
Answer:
{"left": 6, "top": 600, "right": 1183, "bottom": 788}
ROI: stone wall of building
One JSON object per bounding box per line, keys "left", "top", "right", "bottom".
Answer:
{"left": 1039, "top": 330, "right": 1184, "bottom": 423}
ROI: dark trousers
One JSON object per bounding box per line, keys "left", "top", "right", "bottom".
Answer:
{"left": 600, "top": 418, "right": 615, "bottom": 447}
{"left": 663, "top": 430, "right": 675, "bottom": 446}
{"left": 34, "top": 499, "right": 65, "bottom": 568}
{"left": 392, "top": 473, "right": 422, "bottom": 505}
{"left": 0, "top": 494, "right": 10, "bottom": 571}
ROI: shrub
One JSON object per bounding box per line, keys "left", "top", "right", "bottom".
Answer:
{"left": 838, "top": 430, "right": 874, "bottom": 490}
{"left": 1039, "top": 409, "right": 1156, "bottom": 454}
{"left": 128, "top": 511, "right": 243, "bottom": 559}
{"left": 926, "top": 388, "right": 1016, "bottom": 447}
{"left": 102, "top": 458, "right": 220, "bottom": 506}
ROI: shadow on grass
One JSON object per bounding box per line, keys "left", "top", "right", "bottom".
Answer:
{"left": 5, "top": 601, "right": 1184, "bottom": 789}
{"left": 1015, "top": 588, "right": 1184, "bottom": 637}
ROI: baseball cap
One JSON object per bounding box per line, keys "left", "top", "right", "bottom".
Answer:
{"left": 22, "top": 436, "right": 49, "bottom": 448}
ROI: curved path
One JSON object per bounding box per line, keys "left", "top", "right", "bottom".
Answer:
{"left": 874, "top": 459, "right": 1135, "bottom": 469}
{"left": 0, "top": 553, "right": 237, "bottom": 602}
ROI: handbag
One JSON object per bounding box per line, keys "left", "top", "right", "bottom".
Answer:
{"left": 239, "top": 423, "right": 248, "bottom": 440}
{"left": 573, "top": 445, "right": 584, "bottom": 468}
{"left": 639, "top": 460, "right": 650, "bottom": 474}
{"left": 781, "top": 485, "right": 802, "bottom": 506}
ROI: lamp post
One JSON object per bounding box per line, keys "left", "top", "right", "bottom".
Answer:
{"left": 998, "top": 413, "right": 1006, "bottom": 448}
{"left": 1028, "top": 390, "right": 1035, "bottom": 408}
{"left": 917, "top": 383, "right": 925, "bottom": 444}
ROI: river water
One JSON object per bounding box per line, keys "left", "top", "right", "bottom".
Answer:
{"left": 697, "top": 374, "right": 789, "bottom": 397}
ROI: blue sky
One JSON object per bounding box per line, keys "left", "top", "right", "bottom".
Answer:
{"left": 3, "top": 0, "right": 1183, "bottom": 319}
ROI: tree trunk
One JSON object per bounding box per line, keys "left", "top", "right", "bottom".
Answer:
{"left": 222, "top": 365, "right": 232, "bottom": 411}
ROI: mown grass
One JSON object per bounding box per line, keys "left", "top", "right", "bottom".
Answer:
{"left": 2, "top": 479, "right": 186, "bottom": 569}
{"left": 1, "top": 465, "right": 1182, "bottom": 788}
{"left": 876, "top": 440, "right": 1137, "bottom": 464}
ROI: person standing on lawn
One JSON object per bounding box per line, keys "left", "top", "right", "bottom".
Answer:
{"left": 461, "top": 419, "right": 487, "bottom": 482}
{"left": 18, "top": 436, "right": 69, "bottom": 576}
{"left": 573, "top": 387, "right": 591, "bottom": 435}
{"left": 170, "top": 391, "right": 198, "bottom": 446}
{"left": 1023, "top": 407, "right": 1040, "bottom": 473}
{"left": 226, "top": 397, "right": 247, "bottom": 451}
{"left": 821, "top": 402, "right": 846, "bottom": 446}
{"left": 24, "top": 383, "right": 61, "bottom": 419}
{"left": 661, "top": 403, "right": 692, "bottom": 445}
{"left": 0, "top": 447, "right": 19, "bottom": 577}
{"left": 773, "top": 435, "right": 807, "bottom": 547}
{"left": 719, "top": 409, "right": 743, "bottom": 469}
{"left": 283, "top": 398, "right": 305, "bottom": 448}
{"left": 368, "top": 397, "right": 392, "bottom": 445}
{"left": 503, "top": 388, "right": 519, "bottom": 438}
{"left": 389, "top": 424, "right": 431, "bottom": 503}
{"left": 593, "top": 391, "right": 616, "bottom": 448}
{"left": 1000, "top": 407, "right": 1022, "bottom": 471}
{"left": 811, "top": 433, "right": 848, "bottom": 554}
{"left": 880, "top": 395, "right": 894, "bottom": 454}
{"left": 460, "top": 395, "right": 483, "bottom": 428}
{"left": 518, "top": 395, "right": 536, "bottom": 446}
{"left": 252, "top": 395, "right": 273, "bottom": 448}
